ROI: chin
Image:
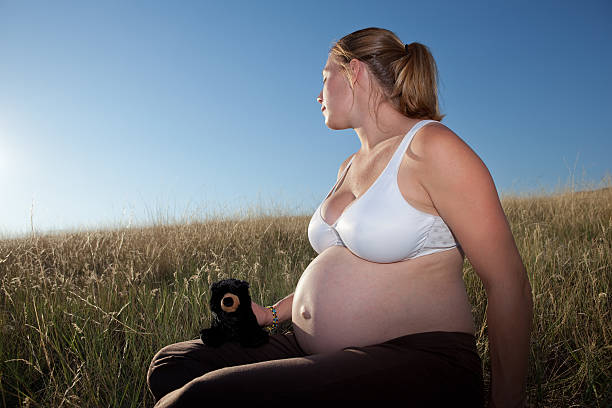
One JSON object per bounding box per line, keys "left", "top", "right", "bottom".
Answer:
{"left": 325, "top": 117, "right": 350, "bottom": 130}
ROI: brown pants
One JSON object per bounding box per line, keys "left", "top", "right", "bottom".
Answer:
{"left": 147, "top": 330, "right": 484, "bottom": 406}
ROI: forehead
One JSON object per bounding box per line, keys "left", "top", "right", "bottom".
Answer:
{"left": 322, "top": 57, "right": 337, "bottom": 74}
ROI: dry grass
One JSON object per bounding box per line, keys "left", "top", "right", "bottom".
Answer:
{"left": 1, "top": 180, "right": 610, "bottom": 407}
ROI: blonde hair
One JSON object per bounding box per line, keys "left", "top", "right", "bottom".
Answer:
{"left": 329, "top": 27, "right": 445, "bottom": 122}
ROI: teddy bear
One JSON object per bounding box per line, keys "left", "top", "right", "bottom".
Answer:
{"left": 199, "top": 278, "right": 270, "bottom": 348}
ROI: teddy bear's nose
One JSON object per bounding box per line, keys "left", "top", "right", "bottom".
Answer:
{"left": 220, "top": 293, "right": 240, "bottom": 313}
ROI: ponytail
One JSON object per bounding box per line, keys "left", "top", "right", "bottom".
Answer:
{"left": 391, "top": 42, "right": 444, "bottom": 121}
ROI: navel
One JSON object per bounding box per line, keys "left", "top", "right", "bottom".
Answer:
{"left": 300, "top": 305, "right": 311, "bottom": 319}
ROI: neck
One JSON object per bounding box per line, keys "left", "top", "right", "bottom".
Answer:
{"left": 353, "top": 102, "right": 423, "bottom": 155}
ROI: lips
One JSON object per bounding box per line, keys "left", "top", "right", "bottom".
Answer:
{"left": 321, "top": 106, "right": 326, "bottom": 112}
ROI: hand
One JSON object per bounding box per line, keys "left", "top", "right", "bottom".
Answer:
{"left": 251, "top": 301, "right": 271, "bottom": 327}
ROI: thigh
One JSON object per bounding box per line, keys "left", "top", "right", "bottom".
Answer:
{"left": 154, "top": 331, "right": 484, "bottom": 406}
{"left": 147, "top": 331, "right": 307, "bottom": 402}
{"left": 150, "top": 331, "right": 307, "bottom": 372}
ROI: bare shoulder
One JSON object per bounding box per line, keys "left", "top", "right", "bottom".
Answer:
{"left": 409, "top": 120, "right": 495, "bottom": 196}
{"left": 411, "top": 122, "right": 480, "bottom": 165}
{"left": 409, "top": 121, "right": 488, "bottom": 188}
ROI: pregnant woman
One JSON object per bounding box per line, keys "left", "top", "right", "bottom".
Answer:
{"left": 147, "top": 27, "right": 533, "bottom": 407}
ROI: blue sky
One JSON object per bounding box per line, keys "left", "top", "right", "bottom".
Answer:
{"left": 1, "top": 0, "right": 610, "bottom": 237}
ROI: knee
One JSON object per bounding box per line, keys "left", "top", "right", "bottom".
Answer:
{"left": 146, "top": 342, "right": 212, "bottom": 403}
{"left": 147, "top": 347, "right": 171, "bottom": 402}
{"left": 148, "top": 364, "right": 234, "bottom": 406}
{"left": 147, "top": 345, "right": 192, "bottom": 402}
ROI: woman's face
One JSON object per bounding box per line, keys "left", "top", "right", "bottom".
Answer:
{"left": 317, "top": 56, "right": 355, "bottom": 130}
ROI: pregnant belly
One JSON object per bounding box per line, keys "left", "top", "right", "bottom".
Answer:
{"left": 291, "top": 245, "right": 475, "bottom": 355}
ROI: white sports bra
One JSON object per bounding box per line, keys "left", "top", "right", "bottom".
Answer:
{"left": 308, "top": 119, "right": 460, "bottom": 263}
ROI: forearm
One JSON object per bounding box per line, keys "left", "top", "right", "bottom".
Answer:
{"left": 486, "top": 280, "right": 534, "bottom": 408}
{"left": 266, "top": 292, "right": 294, "bottom": 326}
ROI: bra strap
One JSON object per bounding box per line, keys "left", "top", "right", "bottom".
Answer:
{"left": 325, "top": 154, "right": 356, "bottom": 199}
{"left": 389, "top": 119, "right": 438, "bottom": 172}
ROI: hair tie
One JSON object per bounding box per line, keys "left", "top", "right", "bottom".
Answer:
{"left": 405, "top": 43, "right": 410, "bottom": 55}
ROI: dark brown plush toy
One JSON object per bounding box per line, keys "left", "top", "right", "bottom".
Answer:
{"left": 199, "top": 278, "right": 269, "bottom": 348}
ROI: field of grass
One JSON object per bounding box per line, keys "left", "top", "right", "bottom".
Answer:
{"left": 1, "top": 181, "right": 610, "bottom": 407}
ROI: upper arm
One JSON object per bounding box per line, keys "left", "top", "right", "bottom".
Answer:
{"left": 414, "top": 125, "right": 529, "bottom": 293}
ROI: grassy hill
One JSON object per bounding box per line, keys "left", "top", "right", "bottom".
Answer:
{"left": 0, "top": 185, "right": 610, "bottom": 407}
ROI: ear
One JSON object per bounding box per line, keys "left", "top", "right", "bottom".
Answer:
{"left": 348, "top": 58, "right": 363, "bottom": 87}
{"left": 349, "top": 58, "right": 362, "bottom": 89}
